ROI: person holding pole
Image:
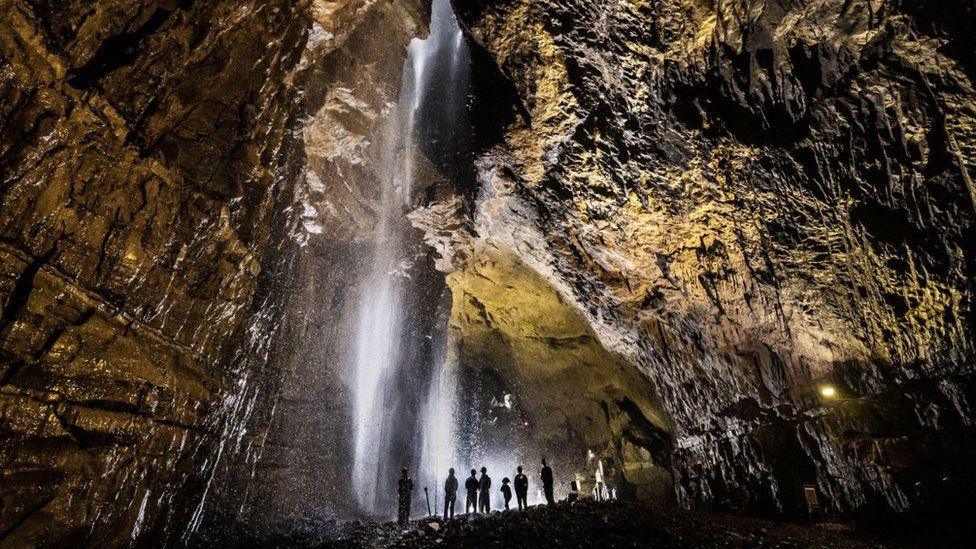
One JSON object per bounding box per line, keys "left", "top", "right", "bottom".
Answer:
{"left": 443, "top": 468, "right": 458, "bottom": 519}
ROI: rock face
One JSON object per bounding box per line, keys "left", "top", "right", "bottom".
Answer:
{"left": 0, "top": 0, "right": 311, "bottom": 544}
{"left": 451, "top": 0, "right": 976, "bottom": 517}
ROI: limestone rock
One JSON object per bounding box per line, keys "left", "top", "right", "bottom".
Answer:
{"left": 453, "top": 0, "right": 976, "bottom": 516}
{"left": 0, "top": 0, "right": 313, "bottom": 544}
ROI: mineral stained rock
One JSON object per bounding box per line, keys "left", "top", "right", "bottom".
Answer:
{"left": 450, "top": 0, "right": 976, "bottom": 517}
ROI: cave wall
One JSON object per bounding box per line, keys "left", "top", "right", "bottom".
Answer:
{"left": 0, "top": 0, "right": 312, "bottom": 544}
{"left": 451, "top": 0, "right": 976, "bottom": 517}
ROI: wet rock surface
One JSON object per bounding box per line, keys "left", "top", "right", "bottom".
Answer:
{"left": 240, "top": 0, "right": 432, "bottom": 525}
{"left": 0, "top": 0, "right": 312, "bottom": 544}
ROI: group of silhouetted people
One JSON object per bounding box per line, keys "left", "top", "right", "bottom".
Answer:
{"left": 397, "top": 459, "right": 557, "bottom": 525}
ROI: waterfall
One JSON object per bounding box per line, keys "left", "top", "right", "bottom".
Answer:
{"left": 351, "top": 0, "right": 471, "bottom": 517}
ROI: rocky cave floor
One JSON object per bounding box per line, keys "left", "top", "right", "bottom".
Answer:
{"left": 191, "top": 500, "right": 976, "bottom": 548}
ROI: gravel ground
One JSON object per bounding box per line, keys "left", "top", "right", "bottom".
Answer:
{"left": 376, "top": 501, "right": 883, "bottom": 549}
{"left": 195, "top": 499, "right": 976, "bottom": 548}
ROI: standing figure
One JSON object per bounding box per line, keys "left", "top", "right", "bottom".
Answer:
{"left": 478, "top": 466, "right": 492, "bottom": 513}
{"left": 443, "top": 468, "right": 458, "bottom": 520}
{"left": 501, "top": 478, "right": 512, "bottom": 510}
{"left": 514, "top": 465, "right": 529, "bottom": 510}
{"left": 397, "top": 468, "right": 414, "bottom": 526}
{"left": 465, "top": 469, "right": 480, "bottom": 514}
{"left": 568, "top": 480, "right": 580, "bottom": 503}
{"left": 541, "top": 458, "right": 555, "bottom": 505}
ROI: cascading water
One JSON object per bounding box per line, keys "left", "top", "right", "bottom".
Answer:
{"left": 350, "top": 190, "right": 405, "bottom": 516}
{"left": 351, "top": 0, "right": 472, "bottom": 517}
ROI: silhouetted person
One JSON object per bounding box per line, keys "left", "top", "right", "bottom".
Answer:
{"left": 514, "top": 465, "right": 529, "bottom": 510}
{"left": 479, "top": 466, "right": 492, "bottom": 513}
{"left": 465, "top": 469, "right": 479, "bottom": 514}
{"left": 568, "top": 480, "right": 580, "bottom": 503}
{"left": 501, "top": 478, "right": 512, "bottom": 510}
{"left": 444, "top": 468, "right": 458, "bottom": 519}
{"left": 541, "top": 459, "right": 555, "bottom": 505}
{"left": 398, "top": 468, "right": 414, "bottom": 526}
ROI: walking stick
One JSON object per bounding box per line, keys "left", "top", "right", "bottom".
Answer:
{"left": 424, "top": 487, "right": 432, "bottom": 516}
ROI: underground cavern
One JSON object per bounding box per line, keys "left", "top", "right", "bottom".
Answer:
{"left": 1, "top": 0, "right": 975, "bottom": 547}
